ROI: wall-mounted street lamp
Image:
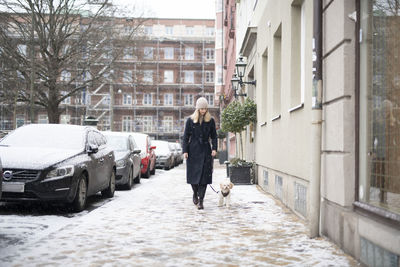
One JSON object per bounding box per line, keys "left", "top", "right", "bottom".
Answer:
{"left": 231, "top": 55, "right": 256, "bottom": 98}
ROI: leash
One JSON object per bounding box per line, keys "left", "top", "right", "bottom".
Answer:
{"left": 209, "top": 184, "right": 219, "bottom": 194}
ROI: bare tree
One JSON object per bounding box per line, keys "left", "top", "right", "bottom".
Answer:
{"left": 0, "top": 0, "right": 145, "bottom": 123}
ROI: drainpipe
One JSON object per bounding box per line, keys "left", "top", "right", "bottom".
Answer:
{"left": 309, "top": 0, "right": 323, "bottom": 238}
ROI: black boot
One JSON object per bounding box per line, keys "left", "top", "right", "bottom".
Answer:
{"left": 198, "top": 199, "right": 204, "bottom": 210}
{"left": 193, "top": 193, "right": 199, "bottom": 205}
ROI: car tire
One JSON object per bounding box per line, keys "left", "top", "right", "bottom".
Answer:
{"left": 133, "top": 170, "right": 141, "bottom": 184}
{"left": 150, "top": 164, "right": 156, "bottom": 175}
{"left": 123, "top": 168, "right": 133, "bottom": 190}
{"left": 142, "top": 163, "right": 150, "bottom": 178}
{"left": 72, "top": 175, "right": 87, "bottom": 212}
{"left": 101, "top": 170, "right": 115, "bottom": 198}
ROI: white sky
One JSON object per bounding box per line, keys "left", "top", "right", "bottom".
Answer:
{"left": 112, "top": 0, "right": 216, "bottom": 19}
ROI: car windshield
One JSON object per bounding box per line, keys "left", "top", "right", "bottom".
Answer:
{"left": 0, "top": 124, "right": 84, "bottom": 150}
{"left": 105, "top": 135, "right": 129, "bottom": 151}
{"left": 132, "top": 134, "right": 147, "bottom": 152}
{"left": 153, "top": 141, "right": 170, "bottom": 154}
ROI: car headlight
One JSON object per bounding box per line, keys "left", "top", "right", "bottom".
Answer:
{"left": 116, "top": 159, "right": 126, "bottom": 168}
{"left": 43, "top": 165, "right": 74, "bottom": 182}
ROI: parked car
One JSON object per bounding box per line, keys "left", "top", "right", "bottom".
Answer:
{"left": 102, "top": 131, "right": 142, "bottom": 189}
{"left": 131, "top": 133, "right": 156, "bottom": 178}
{"left": 153, "top": 140, "right": 174, "bottom": 170}
{"left": 0, "top": 157, "right": 2, "bottom": 200}
{"left": 173, "top": 142, "right": 184, "bottom": 165}
{"left": 169, "top": 142, "right": 180, "bottom": 167}
{"left": 0, "top": 124, "right": 116, "bottom": 212}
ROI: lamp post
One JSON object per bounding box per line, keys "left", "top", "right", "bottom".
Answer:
{"left": 230, "top": 55, "right": 256, "bottom": 99}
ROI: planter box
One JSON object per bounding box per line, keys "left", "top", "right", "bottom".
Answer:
{"left": 229, "top": 165, "right": 252, "bottom": 185}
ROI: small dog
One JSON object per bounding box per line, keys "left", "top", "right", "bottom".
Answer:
{"left": 218, "top": 178, "right": 234, "bottom": 207}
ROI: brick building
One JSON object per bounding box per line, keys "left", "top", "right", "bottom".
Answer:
{"left": 0, "top": 17, "right": 218, "bottom": 142}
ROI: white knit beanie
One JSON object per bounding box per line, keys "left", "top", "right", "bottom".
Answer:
{"left": 196, "top": 97, "right": 208, "bottom": 109}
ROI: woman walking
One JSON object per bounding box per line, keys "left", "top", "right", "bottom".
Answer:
{"left": 183, "top": 97, "right": 217, "bottom": 209}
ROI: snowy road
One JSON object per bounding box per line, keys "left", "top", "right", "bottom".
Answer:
{"left": 0, "top": 161, "right": 359, "bottom": 266}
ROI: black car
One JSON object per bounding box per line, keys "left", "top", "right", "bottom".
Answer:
{"left": 0, "top": 124, "right": 116, "bottom": 212}
{"left": 102, "top": 131, "right": 142, "bottom": 189}
{"left": 0, "top": 157, "right": 2, "bottom": 200}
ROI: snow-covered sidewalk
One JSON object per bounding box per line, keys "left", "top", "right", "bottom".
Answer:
{"left": 0, "top": 161, "right": 358, "bottom": 266}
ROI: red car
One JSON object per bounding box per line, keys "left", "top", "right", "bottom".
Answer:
{"left": 131, "top": 133, "right": 156, "bottom": 178}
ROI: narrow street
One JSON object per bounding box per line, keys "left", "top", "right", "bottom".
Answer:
{"left": 0, "top": 161, "right": 359, "bottom": 266}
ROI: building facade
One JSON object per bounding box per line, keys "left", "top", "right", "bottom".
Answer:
{"left": 0, "top": 18, "right": 218, "bottom": 142}
{"left": 234, "top": 0, "right": 400, "bottom": 265}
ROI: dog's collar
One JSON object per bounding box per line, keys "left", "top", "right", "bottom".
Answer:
{"left": 222, "top": 191, "right": 230, "bottom": 197}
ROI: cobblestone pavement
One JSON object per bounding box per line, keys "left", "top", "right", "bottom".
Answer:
{"left": 1, "top": 161, "right": 359, "bottom": 266}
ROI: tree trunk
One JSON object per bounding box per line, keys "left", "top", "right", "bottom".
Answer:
{"left": 47, "top": 103, "right": 60, "bottom": 124}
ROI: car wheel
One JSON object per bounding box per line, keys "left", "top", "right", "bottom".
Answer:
{"left": 133, "top": 170, "right": 141, "bottom": 184}
{"left": 123, "top": 168, "right": 133, "bottom": 190}
{"left": 142, "top": 163, "right": 150, "bottom": 178}
{"left": 150, "top": 163, "right": 156, "bottom": 175}
{"left": 101, "top": 170, "right": 115, "bottom": 198}
{"left": 72, "top": 175, "right": 87, "bottom": 212}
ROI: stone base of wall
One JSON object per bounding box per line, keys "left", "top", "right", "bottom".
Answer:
{"left": 321, "top": 198, "right": 400, "bottom": 266}
{"left": 256, "top": 164, "right": 309, "bottom": 220}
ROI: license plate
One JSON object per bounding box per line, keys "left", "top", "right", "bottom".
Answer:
{"left": 2, "top": 182, "right": 25, "bottom": 192}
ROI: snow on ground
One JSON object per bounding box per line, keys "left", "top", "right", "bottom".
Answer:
{"left": 0, "top": 161, "right": 359, "bottom": 266}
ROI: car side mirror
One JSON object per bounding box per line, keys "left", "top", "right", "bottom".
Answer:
{"left": 133, "top": 149, "right": 141, "bottom": 154}
{"left": 87, "top": 145, "right": 99, "bottom": 154}
{"left": 150, "top": 146, "right": 156, "bottom": 150}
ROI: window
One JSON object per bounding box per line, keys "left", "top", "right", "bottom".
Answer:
{"left": 205, "top": 94, "right": 214, "bottom": 107}
{"left": 206, "top": 27, "right": 215, "bottom": 36}
{"left": 143, "top": 93, "right": 152, "bottom": 105}
{"left": 184, "top": 94, "right": 193, "bottom": 106}
{"left": 16, "top": 115, "right": 25, "bottom": 128}
{"left": 144, "top": 47, "right": 153, "bottom": 59}
{"left": 17, "top": 44, "right": 27, "bottom": 57}
{"left": 123, "top": 70, "right": 133, "bottom": 83}
{"left": 186, "top": 26, "right": 194, "bottom": 35}
{"left": 184, "top": 71, "right": 194, "bottom": 83}
{"left": 38, "top": 114, "right": 48, "bottom": 124}
{"left": 216, "top": 65, "right": 223, "bottom": 85}
{"left": 290, "top": 0, "right": 305, "bottom": 108}
{"left": 102, "top": 46, "right": 112, "bottom": 59}
{"left": 164, "top": 47, "right": 174, "bottom": 59}
{"left": 144, "top": 26, "right": 152, "bottom": 35}
{"left": 185, "top": 47, "right": 194, "bottom": 60}
{"left": 60, "top": 70, "right": 71, "bottom": 82}
{"left": 163, "top": 116, "right": 173, "bottom": 132}
{"left": 165, "top": 26, "right": 173, "bottom": 35}
{"left": 273, "top": 25, "right": 282, "bottom": 117}
{"left": 123, "top": 93, "right": 132, "bottom": 105}
{"left": 359, "top": 0, "right": 400, "bottom": 216}
{"left": 205, "top": 71, "right": 214, "bottom": 83}
{"left": 143, "top": 116, "right": 152, "bottom": 133}
{"left": 164, "top": 70, "right": 173, "bottom": 83}
{"left": 123, "top": 47, "right": 134, "bottom": 59}
{"left": 122, "top": 116, "right": 132, "bottom": 132}
{"left": 61, "top": 91, "right": 71, "bottom": 104}
{"left": 205, "top": 48, "right": 214, "bottom": 60}
{"left": 60, "top": 115, "right": 70, "bottom": 124}
{"left": 102, "top": 95, "right": 111, "bottom": 105}
{"left": 164, "top": 93, "right": 173, "bottom": 106}
{"left": 143, "top": 70, "right": 153, "bottom": 82}
{"left": 100, "top": 116, "right": 110, "bottom": 131}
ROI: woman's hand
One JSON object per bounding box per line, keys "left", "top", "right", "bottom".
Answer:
{"left": 184, "top": 153, "right": 188, "bottom": 159}
{"left": 211, "top": 150, "right": 217, "bottom": 157}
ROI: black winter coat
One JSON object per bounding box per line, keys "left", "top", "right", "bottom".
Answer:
{"left": 183, "top": 117, "right": 217, "bottom": 185}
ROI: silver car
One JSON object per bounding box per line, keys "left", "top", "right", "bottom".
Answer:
{"left": 103, "top": 132, "right": 142, "bottom": 189}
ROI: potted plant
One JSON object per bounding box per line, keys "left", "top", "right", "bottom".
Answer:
{"left": 221, "top": 98, "right": 257, "bottom": 184}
